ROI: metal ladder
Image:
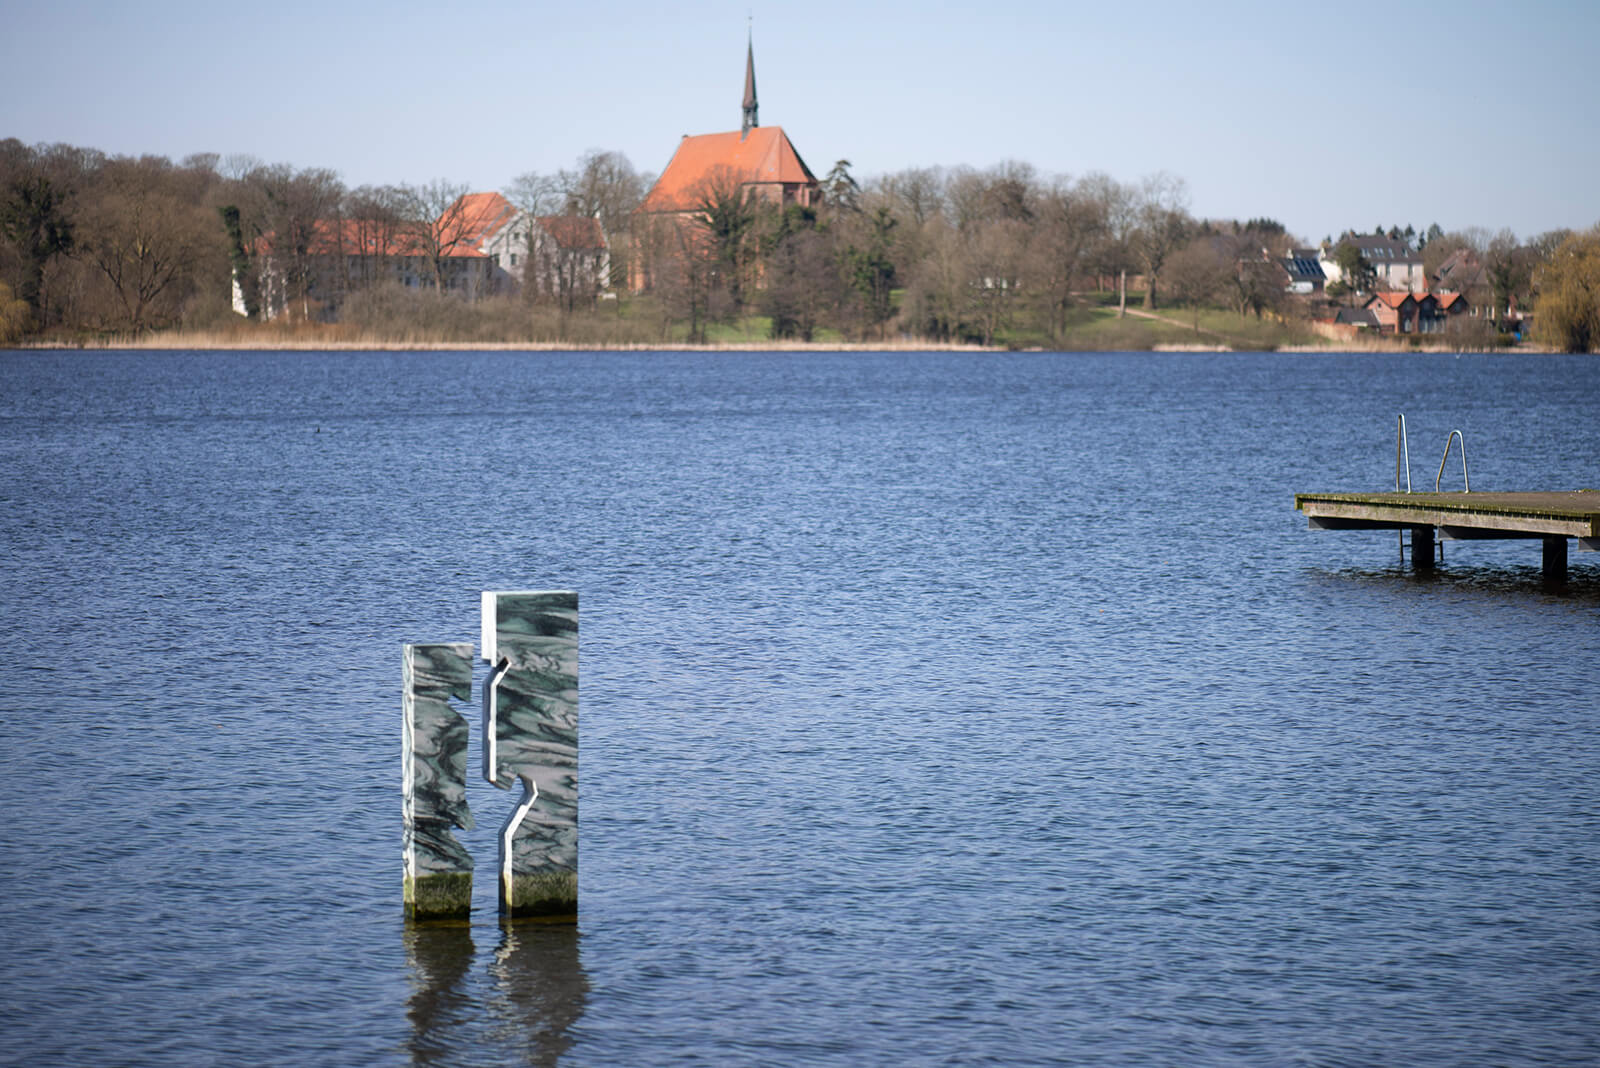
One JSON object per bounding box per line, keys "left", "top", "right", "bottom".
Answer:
{"left": 1395, "top": 415, "right": 1470, "bottom": 563}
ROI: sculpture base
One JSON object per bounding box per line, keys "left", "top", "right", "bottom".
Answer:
{"left": 502, "top": 869, "right": 577, "bottom": 920}
{"left": 405, "top": 872, "right": 473, "bottom": 921}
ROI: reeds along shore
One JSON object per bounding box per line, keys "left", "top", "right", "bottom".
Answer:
{"left": 26, "top": 328, "right": 997, "bottom": 352}
{"left": 23, "top": 321, "right": 1544, "bottom": 354}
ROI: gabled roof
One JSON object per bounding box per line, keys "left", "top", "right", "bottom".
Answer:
{"left": 638, "top": 126, "right": 818, "bottom": 213}
{"left": 1334, "top": 307, "right": 1379, "bottom": 327}
{"left": 1435, "top": 248, "right": 1486, "bottom": 290}
{"left": 446, "top": 192, "right": 520, "bottom": 248}
{"left": 1340, "top": 233, "right": 1422, "bottom": 264}
{"left": 1367, "top": 291, "right": 1417, "bottom": 309}
{"left": 535, "top": 215, "right": 607, "bottom": 250}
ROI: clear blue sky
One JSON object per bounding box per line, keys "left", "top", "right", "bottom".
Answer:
{"left": 3, "top": 0, "right": 1595, "bottom": 243}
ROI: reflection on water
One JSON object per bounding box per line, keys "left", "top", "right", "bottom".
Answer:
{"left": 488, "top": 923, "right": 588, "bottom": 1068}
{"left": 405, "top": 923, "right": 478, "bottom": 1067}
{"left": 404, "top": 921, "right": 587, "bottom": 1068}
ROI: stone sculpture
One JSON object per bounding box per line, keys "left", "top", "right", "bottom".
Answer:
{"left": 401, "top": 592, "right": 578, "bottom": 921}
{"left": 481, "top": 590, "right": 579, "bottom": 918}
{"left": 402, "top": 642, "right": 476, "bottom": 920}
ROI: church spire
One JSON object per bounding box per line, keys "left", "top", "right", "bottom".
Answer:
{"left": 741, "top": 29, "right": 758, "bottom": 138}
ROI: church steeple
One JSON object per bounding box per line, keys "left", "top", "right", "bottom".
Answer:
{"left": 741, "top": 31, "right": 758, "bottom": 138}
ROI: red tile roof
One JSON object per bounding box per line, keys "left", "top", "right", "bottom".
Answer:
{"left": 536, "top": 215, "right": 606, "bottom": 250}
{"left": 446, "top": 192, "right": 519, "bottom": 248}
{"left": 638, "top": 126, "right": 818, "bottom": 213}
{"left": 256, "top": 216, "right": 491, "bottom": 259}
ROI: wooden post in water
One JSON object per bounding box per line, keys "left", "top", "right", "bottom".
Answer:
{"left": 1410, "top": 525, "right": 1435, "bottom": 572}
{"left": 481, "top": 591, "right": 579, "bottom": 919}
{"left": 1543, "top": 536, "right": 1568, "bottom": 583}
{"left": 402, "top": 643, "right": 476, "bottom": 920}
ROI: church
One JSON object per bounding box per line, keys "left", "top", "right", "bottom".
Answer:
{"left": 636, "top": 39, "right": 820, "bottom": 216}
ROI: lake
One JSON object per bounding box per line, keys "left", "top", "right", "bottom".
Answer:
{"left": 1, "top": 348, "right": 1597, "bottom": 1066}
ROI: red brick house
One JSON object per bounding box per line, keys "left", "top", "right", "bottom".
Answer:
{"left": 1364, "top": 291, "right": 1470, "bottom": 334}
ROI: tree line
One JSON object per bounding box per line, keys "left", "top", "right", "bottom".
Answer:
{"left": 2, "top": 137, "right": 1596, "bottom": 350}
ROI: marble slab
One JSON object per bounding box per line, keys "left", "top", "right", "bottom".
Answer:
{"left": 402, "top": 642, "right": 475, "bottom": 920}
{"left": 481, "top": 591, "right": 578, "bottom": 918}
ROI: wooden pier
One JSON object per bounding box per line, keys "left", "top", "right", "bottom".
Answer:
{"left": 1294, "top": 490, "right": 1600, "bottom": 579}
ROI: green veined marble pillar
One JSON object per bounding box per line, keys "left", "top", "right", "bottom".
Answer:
{"left": 481, "top": 591, "right": 578, "bottom": 919}
{"left": 402, "top": 642, "right": 476, "bottom": 920}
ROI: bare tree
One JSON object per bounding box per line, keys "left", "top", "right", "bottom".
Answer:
{"left": 1131, "top": 171, "right": 1191, "bottom": 310}
{"left": 1079, "top": 172, "right": 1137, "bottom": 316}
{"left": 79, "top": 156, "right": 223, "bottom": 334}
{"left": 1164, "top": 237, "right": 1227, "bottom": 330}
{"left": 980, "top": 160, "right": 1037, "bottom": 223}
{"left": 1029, "top": 175, "right": 1106, "bottom": 341}
{"left": 242, "top": 163, "right": 344, "bottom": 318}
{"left": 1484, "top": 228, "right": 1536, "bottom": 322}
{"left": 638, "top": 213, "right": 715, "bottom": 343}
{"left": 762, "top": 226, "right": 843, "bottom": 340}
{"left": 508, "top": 171, "right": 560, "bottom": 219}
{"left": 398, "top": 179, "right": 473, "bottom": 293}
{"left": 876, "top": 166, "right": 945, "bottom": 228}
{"left": 343, "top": 184, "right": 408, "bottom": 292}
{"left": 963, "top": 217, "right": 1031, "bottom": 345}
{"left": 900, "top": 216, "right": 967, "bottom": 342}
{"left": 556, "top": 150, "right": 646, "bottom": 289}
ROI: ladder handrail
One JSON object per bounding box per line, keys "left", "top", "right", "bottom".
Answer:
{"left": 1396, "top": 414, "right": 1413, "bottom": 493}
{"left": 1435, "top": 429, "right": 1469, "bottom": 492}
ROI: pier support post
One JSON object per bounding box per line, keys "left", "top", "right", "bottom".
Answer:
{"left": 403, "top": 643, "right": 476, "bottom": 920}
{"left": 482, "top": 591, "right": 579, "bottom": 919}
{"left": 1410, "top": 525, "right": 1435, "bottom": 572}
{"left": 1543, "top": 536, "right": 1568, "bottom": 583}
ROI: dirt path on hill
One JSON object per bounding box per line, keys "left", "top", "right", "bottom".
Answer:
{"left": 1117, "top": 305, "right": 1253, "bottom": 349}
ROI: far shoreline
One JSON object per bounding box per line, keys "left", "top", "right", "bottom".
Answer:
{"left": 8, "top": 336, "right": 1555, "bottom": 355}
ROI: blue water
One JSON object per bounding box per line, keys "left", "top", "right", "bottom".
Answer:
{"left": 1, "top": 349, "right": 1597, "bottom": 1066}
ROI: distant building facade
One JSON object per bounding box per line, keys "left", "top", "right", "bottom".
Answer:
{"left": 529, "top": 215, "right": 611, "bottom": 305}
{"left": 239, "top": 213, "right": 497, "bottom": 320}
{"left": 234, "top": 191, "right": 618, "bottom": 319}
{"left": 1320, "top": 233, "right": 1427, "bottom": 293}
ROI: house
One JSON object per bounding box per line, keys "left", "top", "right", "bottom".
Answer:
{"left": 237, "top": 191, "right": 555, "bottom": 319}
{"left": 1334, "top": 306, "right": 1379, "bottom": 329}
{"left": 239, "top": 215, "right": 495, "bottom": 320}
{"left": 448, "top": 192, "right": 526, "bottom": 292}
{"left": 1321, "top": 233, "right": 1427, "bottom": 293}
{"left": 1306, "top": 304, "right": 1379, "bottom": 342}
{"left": 1280, "top": 248, "right": 1326, "bottom": 295}
{"left": 1365, "top": 291, "right": 1459, "bottom": 334}
{"left": 528, "top": 215, "right": 610, "bottom": 305}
